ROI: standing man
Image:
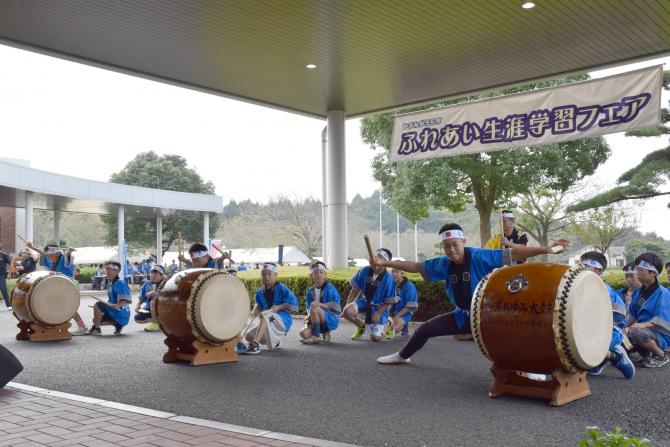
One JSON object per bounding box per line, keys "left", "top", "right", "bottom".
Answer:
{"left": 484, "top": 210, "right": 529, "bottom": 260}
{"left": 0, "top": 244, "right": 11, "bottom": 310}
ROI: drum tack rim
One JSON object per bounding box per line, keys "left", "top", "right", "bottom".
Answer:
{"left": 552, "top": 266, "right": 585, "bottom": 373}
{"left": 471, "top": 270, "right": 494, "bottom": 362}
{"left": 26, "top": 272, "right": 77, "bottom": 327}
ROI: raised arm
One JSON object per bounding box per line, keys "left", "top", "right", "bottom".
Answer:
{"left": 510, "top": 239, "right": 570, "bottom": 261}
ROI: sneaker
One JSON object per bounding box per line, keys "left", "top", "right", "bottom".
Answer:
{"left": 640, "top": 353, "right": 669, "bottom": 368}
{"left": 633, "top": 352, "right": 650, "bottom": 365}
{"left": 351, "top": 325, "right": 365, "bottom": 341}
{"left": 273, "top": 341, "right": 280, "bottom": 349}
{"left": 588, "top": 361, "right": 607, "bottom": 375}
{"left": 613, "top": 346, "right": 635, "bottom": 379}
{"left": 322, "top": 332, "right": 331, "bottom": 343}
{"left": 242, "top": 341, "right": 261, "bottom": 355}
{"left": 113, "top": 324, "right": 123, "bottom": 336}
{"left": 377, "top": 352, "right": 411, "bottom": 365}
{"left": 235, "top": 341, "right": 247, "bottom": 353}
{"left": 399, "top": 324, "right": 409, "bottom": 337}
{"left": 143, "top": 323, "right": 160, "bottom": 332}
{"left": 384, "top": 323, "right": 396, "bottom": 340}
{"left": 70, "top": 326, "right": 88, "bottom": 336}
{"left": 84, "top": 326, "right": 101, "bottom": 336}
{"left": 300, "top": 335, "right": 322, "bottom": 345}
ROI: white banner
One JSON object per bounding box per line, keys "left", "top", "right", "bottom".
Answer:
{"left": 390, "top": 66, "right": 663, "bottom": 162}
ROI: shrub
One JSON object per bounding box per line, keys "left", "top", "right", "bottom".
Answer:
{"left": 77, "top": 267, "right": 96, "bottom": 284}
{"left": 580, "top": 426, "right": 650, "bottom": 446}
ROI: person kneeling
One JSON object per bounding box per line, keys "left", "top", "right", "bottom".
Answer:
{"left": 240, "top": 263, "right": 298, "bottom": 354}
{"left": 134, "top": 265, "right": 164, "bottom": 332}
{"left": 385, "top": 268, "right": 419, "bottom": 339}
{"left": 627, "top": 252, "right": 670, "bottom": 368}
{"left": 300, "top": 261, "right": 341, "bottom": 344}
{"left": 85, "top": 262, "right": 131, "bottom": 336}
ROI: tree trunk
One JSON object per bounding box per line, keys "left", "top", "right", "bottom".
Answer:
{"left": 472, "top": 180, "right": 494, "bottom": 247}
{"left": 539, "top": 228, "right": 549, "bottom": 263}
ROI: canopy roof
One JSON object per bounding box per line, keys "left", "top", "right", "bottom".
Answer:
{"left": 1, "top": 1, "right": 668, "bottom": 118}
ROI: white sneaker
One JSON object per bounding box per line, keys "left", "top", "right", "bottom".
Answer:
{"left": 377, "top": 352, "right": 411, "bottom": 365}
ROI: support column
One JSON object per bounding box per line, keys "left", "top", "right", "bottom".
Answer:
{"left": 396, "top": 212, "right": 400, "bottom": 258}
{"left": 414, "top": 223, "right": 418, "bottom": 262}
{"left": 24, "top": 191, "right": 33, "bottom": 243}
{"left": 54, "top": 209, "right": 61, "bottom": 244}
{"left": 118, "top": 206, "right": 125, "bottom": 276}
{"left": 203, "top": 212, "right": 210, "bottom": 248}
{"left": 378, "top": 186, "right": 383, "bottom": 248}
{"left": 326, "top": 110, "right": 347, "bottom": 269}
{"left": 156, "top": 213, "right": 163, "bottom": 265}
{"left": 321, "top": 126, "right": 328, "bottom": 263}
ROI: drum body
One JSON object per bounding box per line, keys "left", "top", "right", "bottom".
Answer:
{"left": 471, "top": 264, "right": 611, "bottom": 374}
{"left": 11, "top": 271, "right": 79, "bottom": 327}
{"left": 155, "top": 269, "right": 249, "bottom": 346}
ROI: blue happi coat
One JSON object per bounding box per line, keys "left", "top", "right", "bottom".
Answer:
{"left": 393, "top": 279, "right": 419, "bottom": 324}
{"left": 44, "top": 253, "right": 74, "bottom": 278}
{"left": 423, "top": 247, "right": 509, "bottom": 329}
{"left": 629, "top": 283, "right": 670, "bottom": 350}
{"left": 254, "top": 282, "right": 299, "bottom": 332}
{"left": 306, "top": 282, "right": 341, "bottom": 331}
{"left": 186, "top": 258, "right": 218, "bottom": 269}
{"left": 349, "top": 266, "right": 396, "bottom": 325}
{"left": 605, "top": 283, "right": 627, "bottom": 350}
{"left": 104, "top": 277, "right": 132, "bottom": 326}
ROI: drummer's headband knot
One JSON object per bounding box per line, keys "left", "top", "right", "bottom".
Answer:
{"left": 262, "top": 263, "right": 278, "bottom": 273}
{"left": 581, "top": 258, "right": 603, "bottom": 270}
{"left": 190, "top": 250, "right": 209, "bottom": 259}
{"left": 637, "top": 260, "right": 659, "bottom": 274}
{"left": 309, "top": 262, "right": 327, "bottom": 273}
{"left": 376, "top": 249, "right": 391, "bottom": 262}
{"left": 440, "top": 229, "right": 465, "bottom": 241}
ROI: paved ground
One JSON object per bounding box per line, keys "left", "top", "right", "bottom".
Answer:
{"left": 2, "top": 295, "right": 669, "bottom": 447}
{"left": 0, "top": 386, "right": 318, "bottom": 446}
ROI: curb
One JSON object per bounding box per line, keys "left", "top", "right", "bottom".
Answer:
{"left": 6, "top": 382, "right": 360, "bottom": 447}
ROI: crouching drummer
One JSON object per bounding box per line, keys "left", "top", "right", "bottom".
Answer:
{"left": 134, "top": 265, "right": 164, "bottom": 332}
{"left": 240, "top": 262, "right": 298, "bottom": 354}
{"left": 85, "top": 262, "right": 131, "bottom": 336}
{"left": 300, "top": 261, "right": 341, "bottom": 344}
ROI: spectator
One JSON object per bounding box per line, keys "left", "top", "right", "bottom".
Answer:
{"left": 0, "top": 244, "right": 11, "bottom": 310}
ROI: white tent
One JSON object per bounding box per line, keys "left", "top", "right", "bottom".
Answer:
{"left": 228, "top": 246, "right": 311, "bottom": 265}
{"left": 71, "top": 246, "right": 119, "bottom": 265}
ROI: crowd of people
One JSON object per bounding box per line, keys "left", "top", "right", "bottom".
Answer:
{"left": 1, "top": 210, "right": 668, "bottom": 377}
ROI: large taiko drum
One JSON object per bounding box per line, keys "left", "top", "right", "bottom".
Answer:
{"left": 154, "top": 269, "right": 249, "bottom": 365}
{"left": 470, "top": 264, "right": 611, "bottom": 374}
{"left": 11, "top": 271, "right": 80, "bottom": 341}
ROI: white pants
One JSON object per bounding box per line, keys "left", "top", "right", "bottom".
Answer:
{"left": 246, "top": 310, "right": 286, "bottom": 349}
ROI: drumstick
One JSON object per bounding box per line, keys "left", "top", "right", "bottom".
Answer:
{"left": 212, "top": 243, "right": 234, "bottom": 263}
{"left": 364, "top": 234, "right": 375, "bottom": 268}
{"left": 17, "top": 234, "right": 28, "bottom": 245}
{"left": 499, "top": 211, "right": 505, "bottom": 249}
{"left": 177, "top": 232, "right": 183, "bottom": 271}
{"left": 83, "top": 295, "right": 115, "bottom": 308}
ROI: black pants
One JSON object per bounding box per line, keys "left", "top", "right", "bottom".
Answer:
{"left": 399, "top": 311, "right": 470, "bottom": 359}
{"left": 0, "top": 274, "right": 9, "bottom": 307}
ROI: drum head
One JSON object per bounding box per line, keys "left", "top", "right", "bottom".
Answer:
{"left": 188, "top": 272, "right": 249, "bottom": 343}
{"left": 558, "top": 269, "right": 611, "bottom": 370}
{"left": 30, "top": 274, "right": 80, "bottom": 326}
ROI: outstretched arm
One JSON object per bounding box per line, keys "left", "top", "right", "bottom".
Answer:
{"left": 510, "top": 239, "right": 570, "bottom": 261}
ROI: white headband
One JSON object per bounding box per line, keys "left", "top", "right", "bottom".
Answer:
{"left": 581, "top": 258, "right": 603, "bottom": 270}
{"left": 262, "top": 263, "right": 278, "bottom": 273}
{"left": 309, "top": 263, "right": 327, "bottom": 273}
{"left": 440, "top": 229, "right": 465, "bottom": 241}
{"left": 502, "top": 212, "right": 514, "bottom": 218}
{"left": 376, "top": 249, "right": 391, "bottom": 262}
{"left": 637, "top": 260, "right": 659, "bottom": 274}
{"left": 190, "top": 250, "right": 209, "bottom": 259}
{"left": 46, "top": 246, "right": 62, "bottom": 254}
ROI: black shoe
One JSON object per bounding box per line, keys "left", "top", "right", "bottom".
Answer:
{"left": 84, "top": 326, "right": 101, "bottom": 336}
{"left": 242, "top": 341, "right": 261, "bottom": 355}
{"left": 640, "top": 353, "right": 669, "bottom": 368}
{"left": 113, "top": 324, "right": 123, "bottom": 336}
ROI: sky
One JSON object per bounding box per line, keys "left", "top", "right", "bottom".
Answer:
{"left": 0, "top": 44, "right": 668, "bottom": 238}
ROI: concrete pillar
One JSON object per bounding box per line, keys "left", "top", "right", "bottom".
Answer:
{"left": 396, "top": 212, "right": 400, "bottom": 258}
{"left": 321, "top": 126, "right": 328, "bottom": 263}
{"left": 54, "top": 209, "right": 61, "bottom": 243}
{"left": 414, "top": 223, "right": 418, "bottom": 262}
{"left": 24, "top": 191, "right": 33, "bottom": 243}
{"left": 156, "top": 214, "right": 163, "bottom": 265}
{"left": 117, "top": 205, "right": 125, "bottom": 276}
{"left": 378, "top": 187, "right": 383, "bottom": 248}
{"left": 203, "top": 212, "right": 210, "bottom": 248}
{"left": 326, "top": 110, "right": 347, "bottom": 269}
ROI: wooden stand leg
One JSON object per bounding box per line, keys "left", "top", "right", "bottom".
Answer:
{"left": 16, "top": 321, "right": 72, "bottom": 342}
{"left": 488, "top": 363, "right": 590, "bottom": 406}
{"left": 163, "top": 336, "right": 238, "bottom": 366}
{"left": 454, "top": 333, "right": 473, "bottom": 341}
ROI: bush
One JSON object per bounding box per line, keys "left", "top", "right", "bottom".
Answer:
{"left": 580, "top": 426, "right": 650, "bottom": 446}
{"left": 77, "top": 267, "right": 96, "bottom": 284}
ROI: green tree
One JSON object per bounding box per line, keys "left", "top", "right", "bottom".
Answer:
{"left": 570, "top": 204, "right": 636, "bottom": 254}
{"left": 362, "top": 75, "right": 611, "bottom": 245}
{"left": 569, "top": 71, "right": 670, "bottom": 212}
{"left": 102, "top": 152, "right": 221, "bottom": 253}
{"left": 625, "top": 238, "right": 670, "bottom": 262}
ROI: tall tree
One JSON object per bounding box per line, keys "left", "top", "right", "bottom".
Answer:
{"left": 570, "top": 204, "right": 636, "bottom": 254}
{"left": 568, "top": 71, "right": 670, "bottom": 212}
{"left": 362, "top": 75, "right": 611, "bottom": 245}
{"left": 102, "top": 152, "right": 221, "bottom": 253}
